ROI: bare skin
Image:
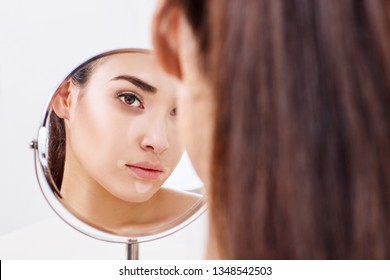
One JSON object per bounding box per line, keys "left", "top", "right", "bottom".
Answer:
{"left": 61, "top": 171, "right": 201, "bottom": 236}
{"left": 152, "top": 1, "right": 217, "bottom": 257}
{"left": 52, "top": 51, "right": 203, "bottom": 236}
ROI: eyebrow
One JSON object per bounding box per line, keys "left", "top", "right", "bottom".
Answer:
{"left": 111, "top": 75, "right": 157, "bottom": 93}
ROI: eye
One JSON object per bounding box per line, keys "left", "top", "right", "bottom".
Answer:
{"left": 117, "top": 92, "right": 144, "bottom": 109}
{"left": 170, "top": 107, "right": 177, "bottom": 116}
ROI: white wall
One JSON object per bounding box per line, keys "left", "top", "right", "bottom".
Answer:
{"left": 0, "top": 0, "right": 204, "bottom": 255}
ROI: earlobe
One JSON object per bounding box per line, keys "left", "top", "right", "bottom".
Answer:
{"left": 52, "top": 80, "right": 71, "bottom": 120}
{"left": 151, "top": 0, "right": 182, "bottom": 79}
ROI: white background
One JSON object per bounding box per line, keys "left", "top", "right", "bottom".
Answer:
{"left": 4, "top": 260, "right": 390, "bottom": 280}
{"left": 0, "top": 0, "right": 206, "bottom": 259}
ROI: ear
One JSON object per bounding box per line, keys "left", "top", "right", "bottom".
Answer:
{"left": 151, "top": 0, "right": 182, "bottom": 79}
{"left": 52, "top": 79, "right": 72, "bottom": 120}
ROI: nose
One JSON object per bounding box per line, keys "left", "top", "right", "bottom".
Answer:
{"left": 140, "top": 120, "right": 169, "bottom": 154}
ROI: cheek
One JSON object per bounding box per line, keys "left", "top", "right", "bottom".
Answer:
{"left": 177, "top": 94, "right": 193, "bottom": 151}
{"left": 169, "top": 134, "right": 185, "bottom": 168}
{"left": 162, "top": 120, "right": 184, "bottom": 175}
{"left": 68, "top": 97, "right": 125, "bottom": 174}
{"left": 177, "top": 86, "right": 214, "bottom": 183}
{"left": 126, "top": 115, "right": 147, "bottom": 140}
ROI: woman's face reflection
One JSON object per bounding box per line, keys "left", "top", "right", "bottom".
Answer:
{"left": 54, "top": 52, "right": 183, "bottom": 203}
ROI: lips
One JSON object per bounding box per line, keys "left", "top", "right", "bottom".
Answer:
{"left": 125, "top": 161, "right": 163, "bottom": 181}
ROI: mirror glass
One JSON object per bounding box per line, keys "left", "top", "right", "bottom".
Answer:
{"left": 33, "top": 49, "right": 206, "bottom": 243}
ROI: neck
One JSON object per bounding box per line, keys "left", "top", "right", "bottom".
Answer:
{"left": 205, "top": 215, "right": 222, "bottom": 259}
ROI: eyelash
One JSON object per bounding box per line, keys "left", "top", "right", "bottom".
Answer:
{"left": 116, "top": 91, "right": 177, "bottom": 117}
{"left": 117, "top": 91, "right": 144, "bottom": 109}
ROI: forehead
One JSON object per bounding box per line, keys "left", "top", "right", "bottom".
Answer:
{"left": 90, "top": 52, "right": 175, "bottom": 94}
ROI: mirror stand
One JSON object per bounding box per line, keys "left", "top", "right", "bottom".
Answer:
{"left": 127, "top": 239, "right": 139, "bottom": 260}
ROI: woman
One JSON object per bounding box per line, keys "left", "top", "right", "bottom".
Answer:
{"left": 152, "top": 1, "right": 390, "bottom": 259}
{"left": 49, "top": 50, "right": 201, "bottom": 236}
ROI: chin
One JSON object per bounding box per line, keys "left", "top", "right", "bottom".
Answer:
{"left": 119, "top": 187, "right": 159, "bottom": 203}
{"left": 107, "top": 181, "right": 160, "bottom": 203}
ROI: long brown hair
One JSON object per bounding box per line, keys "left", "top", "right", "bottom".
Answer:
{"left": 176, "top": 0, "right": 390, "bottom": 259}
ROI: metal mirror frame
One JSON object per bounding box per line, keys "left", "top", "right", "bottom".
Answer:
{"left": 31, "top": 48, "right": 207, "bottom": 248}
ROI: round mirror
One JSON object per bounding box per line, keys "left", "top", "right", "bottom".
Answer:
{"left": 31, "top": 48, "right": 206, "bottom": 257}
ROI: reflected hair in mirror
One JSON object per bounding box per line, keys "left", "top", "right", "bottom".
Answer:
{"left": 48, "top": 59, "right": 99, "bottom": 189}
